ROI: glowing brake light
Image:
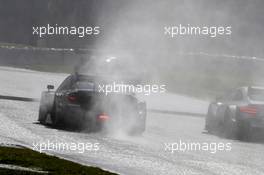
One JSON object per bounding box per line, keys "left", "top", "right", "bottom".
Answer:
{"left": 239, "top": 106, "right": 257, "bottom": 115}
{"left": 98, "top": 113, "right": 110, "bottom": 121}
{"left": 67, "top": 94, "right": 78, "bottom": 103}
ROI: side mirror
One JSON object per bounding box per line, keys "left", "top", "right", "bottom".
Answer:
{"left": 47, "top": 85, "right": 54, "bottom": 91}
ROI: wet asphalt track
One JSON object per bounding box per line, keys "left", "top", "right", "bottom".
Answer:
{"left": 0, "top": 67, "right": 264, "bottom": 175}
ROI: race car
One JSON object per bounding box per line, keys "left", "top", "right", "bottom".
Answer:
{"left": 38, "top": 57, "right": 147, "bottom": 134}
{"left": 205, "top": 86, "right": 264, "bottom": 140}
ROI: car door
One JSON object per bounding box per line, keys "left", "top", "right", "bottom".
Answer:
{"left": 55, "top": 75, "right": 74, "bottom": 117}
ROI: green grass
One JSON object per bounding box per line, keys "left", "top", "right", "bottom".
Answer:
{"left": 0, "top": 146, "right": 117, "bottom": 175}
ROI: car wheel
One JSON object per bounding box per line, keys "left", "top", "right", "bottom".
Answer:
{"left": 205, "top": 105, "right": 214, "bottom": 133}
{"left": 50, "top": 106, "right": 61, "bottom": 127}
{"left": 50, "top": 113, "right": 59, "bottom": 127}
{"left": 84, "top": 115, "right": 97, "bottom": 132}
{"left": 239, "top": 122, "right": 253, "bottom": 141}
{"left": 38, "top": 106, "right": 48, "bottom": 125}
{"left": 223, "top": 110, "right": 238, "bottom": 139}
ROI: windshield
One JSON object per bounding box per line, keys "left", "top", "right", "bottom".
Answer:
{"left": 248, "top": 88, "right": 264, "bottom": 101}
{"left": 73, "top": 81, "right": 95, "bottom": 91}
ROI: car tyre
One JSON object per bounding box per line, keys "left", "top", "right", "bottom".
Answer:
{"left": 239, "top": 122, "right": 253, "bottom": 141}
{"left": 223, "top": 110, "right": 238, "bottom": 139}
{"left": 205, "top": 105, "right": 214, "bottom": 133}
{"left": 38, "top": 106, "right": 48, "bottom": 125}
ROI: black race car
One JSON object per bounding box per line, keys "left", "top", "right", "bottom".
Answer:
{"left": 38, "top": 57, "right": 147, "bottom": 134}
{"left": 205, "top": 86, "right": 264, "bottom": 140}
